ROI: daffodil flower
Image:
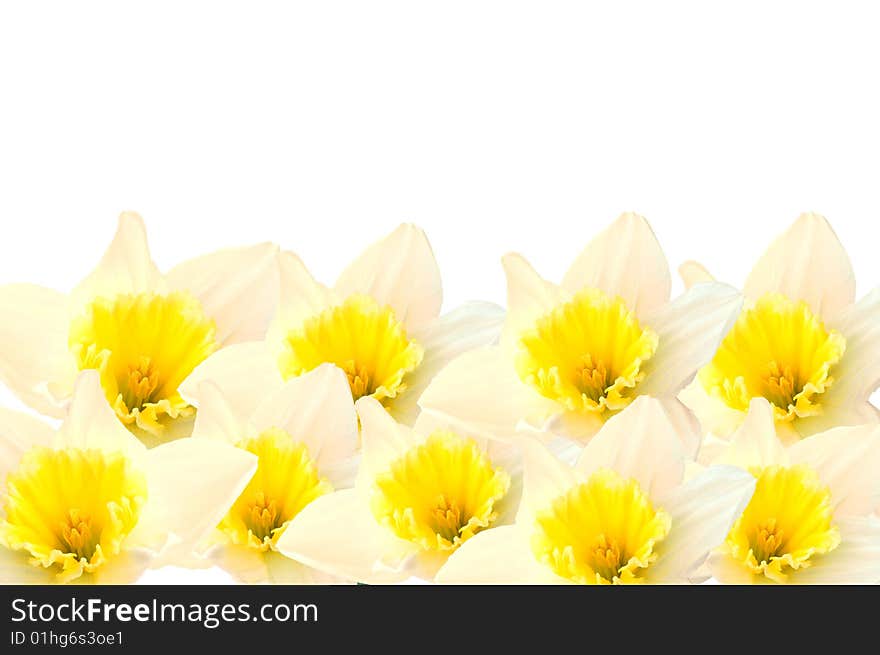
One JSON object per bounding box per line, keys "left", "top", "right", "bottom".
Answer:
{"left": 680, "top": 212, "right": 880, "bottom": 442}
{"left": 275, "top": 396, "right": 522, "bottom": 583}
{"left": 0, "top": 371, "right": 257, "bottom": 584}
{"left": 185, "top": 364, "right": 359, "bottom": 584}
{"left": 706, "top": 397, "right": 880, "bottom": 584}
{"left": 435, "top": 397, "right": 755, "bottom": 584}
{"left": 418, "top": 213, "right": 742, "bottom": 454}
{"left": 0, "top": 213, "right": 279, "bottom": 445}
{"left": 180, "top": 223, "right": 504, "bottom": 426}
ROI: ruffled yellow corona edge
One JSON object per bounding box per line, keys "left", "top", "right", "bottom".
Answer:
{"left": 1, "top": 210, "right": 879, "bottom": 585}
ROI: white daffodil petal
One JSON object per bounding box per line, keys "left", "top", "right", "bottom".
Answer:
{"left": 707, "top": 550, "right": 760, "bottom": 585}
{"left": 678, "top": 378, "right": 746, "bottom": 438}
{"left": 576, "top": 396, "right": 686, "bottom": 500}
{"left": 276, "top": 489, "right": 410, "bottom": 584}
{"left": 208, "top": 544, "right": 270, "bottom": 584}
{"left": 167, "top": 242, "right": 279, "bottom": 345}
{"left": 55, "top": 371, "right": 147, "bottom": 461}
{"left": 788, "top": 425, "right": 880, "bottom": 517}
{"left": 0, "top": 283, "right": 73, "bottom": 417}
{"left": 650, "top": 465, "right": 756, "bottom": 583}
{"left": 180, "top": 341, "right": 283, "bottom": 420}
{"left": 356, "top": 396, "right": 424, "bottom": 482}
{"left": 500, "top": 253, "right": 569, "bottom": 350}
{"left": 639, "top": 282, "right": 742, "bottom": 397}
{"left": 265, "top": 551, "right": 347, "bottom": 584}
{"left": 418, "top": 346, "right": 557, "bottom": 442}
{"left": 561, "top": 212, "right": 671, "bottom": 318}
{"left": 744, "top": 212, "right": 855, "bottom": 320}
{"left": 335, "top": 224, "right": 442, "bottom": 331}
{"left": 436, "top": 525, "right": 564, "bottom": 584}
{"left": 516, "top": 436, "right": 579, "bottom": 524}
{"left": 391, "top": 301, "right": 505, "bottom": 425}
{"left": 712, "top": 397, "right": 787, "bottom": 469}
{"left": 0, "top": 548, "right": 57, "bottom": 584}
{"left": 792, "top": 516, "right": 880, "bottom": 584}
{"left": 251, "top": 364, "right": 358, "bottom": 471}
{"left": 91, "top": 549, "right": 153, "bottom": 585}
{"left": 273, "top": 251, "right": 335, "bottom": 333}
{"left": 828, "top": 287, "right": 880, "bottom": 402}
{"left": 188, "top": 382, "right": 246, "bottom": 444}
{"left": 678, "top": 261, "right": 716, "bottom": 290}
{"left": 70, "top": 212, "right": 163, "bottom": 311}
{"left": 145, "top": 439, "right": 258, "bottom": 551}
{"left": 0, "top": 408, "right": 54, "bottom": 480}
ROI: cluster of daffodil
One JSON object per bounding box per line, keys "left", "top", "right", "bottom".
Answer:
{"left": 1, "top": 211, "right": 879, "bottom": 586}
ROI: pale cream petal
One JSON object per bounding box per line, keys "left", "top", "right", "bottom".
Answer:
{"left": 544, "top": 410, "right": 605, "bottom": 443}
{"left": 0, "top": 283, "right": 74, "bottom": 417}
{"left": 179, "top": 341, "right": 284, "bottom": 420}
{"left": 0, "top": 408, "right": 55, "bottom": 480}
{"left": 788, "top": 424, "right": 880, "bottom": 517}
{"left": 70, "top": 212, "right": 163, "bottom": 310}
{"left": 650, "top": 466, "right": 756, "bottom": 583}
{"left": 638, "top": 282, "right": 742, "bottom": 396}
{"left": 357, "top": 396, "right": 424, "bottom": 482}
{"left": 145, "top": 439, "right": 258, "bottom": 550}
{"left": 500, "top": 253, "right": 568, "bottom": 351}
{"left": 265, "top": 551, "right": 348, "bottom": 584}
{"left": 335, "top": 223, "right": 442, "bottom": 331}
{"left": 417, "top": 346, "right": 558, "bottom": 442}
{"left": 678, "top": 261, "right": 716, "bottom": 290}
{"left": 576, "top": 396, "right": 686, "bottom": 500}
{"left": 696, "top": 434, "right": 732, "bottom": 466}
{"left": 707, "top": 550, "right": 760, "bottom": 584}
{"left": 250, "top": 364, "right": 358, "bottom": 474}
{"left": 678, "top": 377, "right": 746, "bottom": 439}
{"left": 55, "top": 371, "right": 147, "bottom": 461}
{"left": 91, "top": 549, "right": 153, "bottom": 584}
{"left": 827, "top": 287, "right": 880, "bottom": 402}
{"left": 744, "top": 212, "right": 855, "bottom": 320}
{"left": 561, "top": 212, "right": 671, "bottom": 318}
{"left": 436, "top": 525, "right": 565, "bottom": 584}
{"left": 188, "top": 382, "right": 246, "bottom": 444}
{"left": 207, "top": 544, "right": 269, "bottom": 583}
{"left": 712, "top": 398, "right": 788, "bottom": 469}
{"left": 0, "top": 548, "right": 56, "bottom": 584}
{"left": 657, "top": 397, "right": 703, "bottom": 459}
{"left": 272, "top": 251, "right": 335, "bottom": 333}
{"left": 389, "top": 301, "right": 505, "bottom": 425}
{"left": 789, "top": 399, "right": 880, "bottom": 439}
{"left": 516, "top": 435, "right": 579, "bottom": 524}
{"left": 276, "top": 489, "right": 411, "bottom": 584}
{"left": 792, "top": 516, "right": 880, "bottom": 584}
{"left": 167, "top": 242, "right": 280, "bottom": 345}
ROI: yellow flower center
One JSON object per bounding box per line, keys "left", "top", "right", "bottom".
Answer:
{"left": 279, "top": 295, "right": 424, "bottom": 405}
{"left": 371, "top": 431, "right": 510, "bottom": 552}
{"left": 723, "top": 464, "right": 840, "bottom": 583}
{"left": 219, "top": 428, "right": 332, "bottom": 552}
{"left": 700, "top": 293, "right": 846, "bottom": 423}
{"left": 70, "top": 292, "right": 218, "bottom": 438}
{"left": 0, "top": 448, "right": 146, "bottom": 583}
{"left": 532, "top": 469, "right": 670, "bottom": 584}
{"left": 516, "top": 289, "right": 658, "bottom": 414}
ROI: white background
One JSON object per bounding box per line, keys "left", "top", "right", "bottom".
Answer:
{"left": 1, "top": 2, "right": 878, "bottom": 584}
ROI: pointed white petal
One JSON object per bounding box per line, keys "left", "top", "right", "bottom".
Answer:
{"left": 265, "top": 551, "right": 348, "bottom": 584}
{"left": 418, "top": 346, "right": 557, "bottom": 442}
{"left": 188, "top": 382, "right": 246, "bottom": 444}
{"left": 0, "top": 548, "right": 57, "bottom": 584}
{"left": 650, "top": 466, "right": 756, "bottom": 583}
{"left": 389, "top": 301, "right": 504, "bottom": 426}
{"left": 788, "top": 424, "right": 880, "bottom": 517}
{"left": 357, "top": 396, "right": 424, "bottom": 481}
{"left": 712, "top": 398, "right": 788, "bottom": 469}
{"left": 744, "top": 213, "right": 855, "bottom": 320}
{"left": 145, "top": 439, "right": 257, "bottom": 550}
{"left": 639, "top": 282, "right": 742, "bottom": 396}
{"left": 0, "top": 283, "right": 74, "bottom": 417}
{"left": 576, "top": 396, "right": 686, "bottom": 500}
{"left": 335, "top": 224, "right": 442, "bottom": 331}
{"left": 272, "top": 251, "right": 335, "bottom": 333}
{"left": 179, "top": 341, "right": 284, "bottom": 420}
{"left": 500, "top": 253, "right": 568, "bottom": 350}
{"left": 55, "top": 371, "right": 147, "bottom": 461}
{"left": 436, "top": 525, "right": 564, "bottom": 584}
{"left": 91, "top": 549, "right": 153, "bottom": 584}
{"left": 707, "top": 550, "right": 761, "bottom": 584}
{"left": 827, "top": 287, "right": 880, "bottom": 402}
{"left": 70, "top": 212, "right": 163, "bottom": 310}
{"left": 678, "top": 378, "right": 746, "bottom": 439}
{"left": 678, "top": 261, "right": 716, "bottom": 290}
{"left": 167, "top": 242, "right": 280, "bottom": 345}
{"left": 207, "top": 544, "right": 269, "bottom": 584}
{"left": 0, "top": 408, "right": 54, "bottom": 480}
{"left": 516, "top": 436, "right": 579, "bottom": 524}
{"left": 276, "top": 489, "right": 412, "bottom": 584}
{"left": 561, "top": 212, "right": 671, "bottom": 318}
{"left": 250, "top": 364, "right": 358, "bottom": 474}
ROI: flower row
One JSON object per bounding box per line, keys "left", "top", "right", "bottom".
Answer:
{"left": 0, "top": 211, "right": 878, "bottom": 585}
